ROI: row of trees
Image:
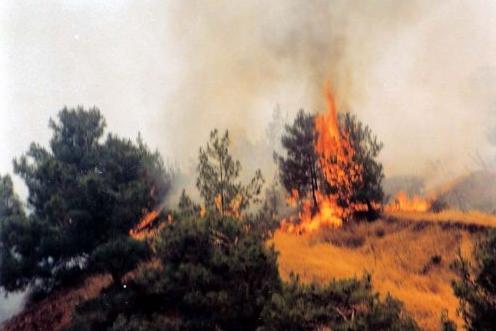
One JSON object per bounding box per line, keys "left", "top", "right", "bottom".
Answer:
{"left": 1, "top": 106, "right": 494, "bottom": 330}
{"left": 0, "top": 106, "right": 412, "bottom": 331}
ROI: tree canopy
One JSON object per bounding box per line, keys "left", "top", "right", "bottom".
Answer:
{"left": 196, "top": 129, "right": 264, "bottom": 217}
{"left": 0, "top": 107, "right": 172, "bottom": 295}
{"left": 276, "top": 110, "right": 320, "bottom": 211}
{"left": 0, "top": 175, "right": 24, "bottom": 218}
{"left": 340, "top": 112, "right": 384, "bottom": 219}
{"left": 277, "top": 109, "right": 384, "bottom": 220}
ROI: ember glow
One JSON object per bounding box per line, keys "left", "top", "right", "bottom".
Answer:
{"left": 281, "top": 87, "right": 363, "bottom": 234}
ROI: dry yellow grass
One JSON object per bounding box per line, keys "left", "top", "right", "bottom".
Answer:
{"left": 273, "top": 218, "right": 482, "bottom": 331}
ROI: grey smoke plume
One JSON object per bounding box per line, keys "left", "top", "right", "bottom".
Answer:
{"left": 2, "top": 0, "right": 496, "bottom": 193}
{"left": 4, "top": 0, "right": 496, "bottom": 322}
{"left": 156, "top": 0, "right": 496, "bottom": 190}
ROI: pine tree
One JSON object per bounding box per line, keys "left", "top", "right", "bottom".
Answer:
{"left": 196, "top": 129, "right": 264, "bottom": 217}
{"left": 0, "top": 107, "right": 172, "bottom": 295}
{"left": 276, "top": 110, "right": 320, "bottom": 211}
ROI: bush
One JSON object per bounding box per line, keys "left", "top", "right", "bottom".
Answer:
{"left": 90, "top": 236, "right": 150, "bottom": 286}
{"left": 66, "top": 215, "right": 419, "bottom": 331}
{"left": 451, "top": 229, "right": 496, "bottom": 330}
{"left": 66, "top": 215, "right": 281, "bottom": 331}
{"left": 150, "top": 215, "right": 281, "bottom": 330}
{"left": 262, "top": 273, "right": 419, "bottom": 331}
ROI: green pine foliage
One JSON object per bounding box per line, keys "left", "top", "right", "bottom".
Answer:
{"left": 0, "top": 174, "right": 33, "bottom": 292}
{"left": 177, "top": 189, "right": 201, "bottom": 218}
{"left": 276, "top": 110, "right": 385, "bottom": 221}
{"left": 66, "top": 214, "right": 281, "bottom": 331}
{"left": 66, "top": 214, "right": 418, "bottom": 331}
{"left": 90, "top": 236, "right": 150, "bottom": 286}
{"left": 0, "top": 107, "right": 172, "bottom": 296}
{"left": 0, "top": 175, "right": 24, "bottom": 217}
{"left": 340, "top": 113, "right": 384, "bottom": 220}
{"left": 276, "top": 110, "right": 320, "bottom": 210}
{"left": 245, "top": 182, "right": 284, "bottom": 239}
{"left": 262, "top": 273, "right": 418, "bottom": 331}
{"left": 197, "top": 129, "right": 264, "bottom": 216}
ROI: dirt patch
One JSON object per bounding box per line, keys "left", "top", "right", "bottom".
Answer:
{"left": 1, "top": 275, "right": 111, "bottom": 331}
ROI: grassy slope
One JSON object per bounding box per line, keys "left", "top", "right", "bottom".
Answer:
{"left": 3, "top": 211, "right": 494, "bottom": 331}
{"left": 273, "top": 217, "right": 485, "bottom": 331}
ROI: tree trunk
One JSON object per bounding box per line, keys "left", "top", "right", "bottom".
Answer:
{"left": 310, "top": 161, "right": 320, "bottom": 215}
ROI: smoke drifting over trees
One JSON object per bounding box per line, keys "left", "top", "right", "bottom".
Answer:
{"left": 160, "top": 0, "right": 496, "bottom": 186}
{"left": 1, "top": 0, "right": 496, "bottom": 193}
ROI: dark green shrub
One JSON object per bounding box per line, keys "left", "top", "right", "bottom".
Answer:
{"left": 451, "top": 229, "right": 496, "bottom": 330}
{"left": 261, "top": 273, "right": 419, "bottom": 331}
{"left": 66, "top": 215, "right": 281, "bottom": 331}
{"left": 90, "top": 236, "right": 150, "bottom": 286}
{"left": 150, "top": 215, "right": 280, "bottom": 330}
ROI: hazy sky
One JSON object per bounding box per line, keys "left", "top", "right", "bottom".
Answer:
{"left": 1, "top": 0, "right": 496, "bottom": 199}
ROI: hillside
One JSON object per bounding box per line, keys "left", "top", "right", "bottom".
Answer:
{"left": 2, "top": 212, "right": 494, "bottom": 331}
{"left": 273, "top": 216, "right": 488, "bottom": 331}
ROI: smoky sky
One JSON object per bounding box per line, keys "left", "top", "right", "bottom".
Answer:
{"left": 2, "top": 0, "right": 496, "bottom": 199}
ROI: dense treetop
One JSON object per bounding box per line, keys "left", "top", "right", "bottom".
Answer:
{"left": 0, "top": 107, "right": 172, "bottom": 295}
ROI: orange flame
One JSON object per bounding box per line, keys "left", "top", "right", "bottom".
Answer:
{"left": 281, "top": 191, "right": 343, "bottom": 234}
{"left": 129, "top": 203, "right": 167, "bottom": 240}
{"left": 286, "top": 189, "right": 299, "bottom": 208}
{"left": 213, "top": 193, "right": 243, "bottom": 218}
{"left": 281, "top": 86, "right": 362, "bottom": 234}
{"left": 385, "top": 191, "right": 431, "bottom": 212}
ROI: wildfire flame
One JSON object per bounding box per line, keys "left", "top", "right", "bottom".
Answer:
{"left": 315, "top": 88, "right": 363, "bottom": 215}
{"left": 385, "top": 191, "right": 431, "bottom": 213}
{"left": 281, "top": 86, "right": 363, "bottom": 234}
{"left": 129, "top": 203, "right": 168, "bottom": 240}
{"left": 214, "top": 193, "right": 243, "bottom": 218}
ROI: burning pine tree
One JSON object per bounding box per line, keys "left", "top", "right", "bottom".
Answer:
{"left": 277, "top": 88, "right": 384, "bottom": 234}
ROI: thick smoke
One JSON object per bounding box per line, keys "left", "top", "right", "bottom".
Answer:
{"left": 2, "top": 0, "right": 495, "bottom": 197}
{"left": 1, "top": 0, "right": 496, "bottom": 320}
{"left": 156, "top": 0, "right": 496, "bottom": 191}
